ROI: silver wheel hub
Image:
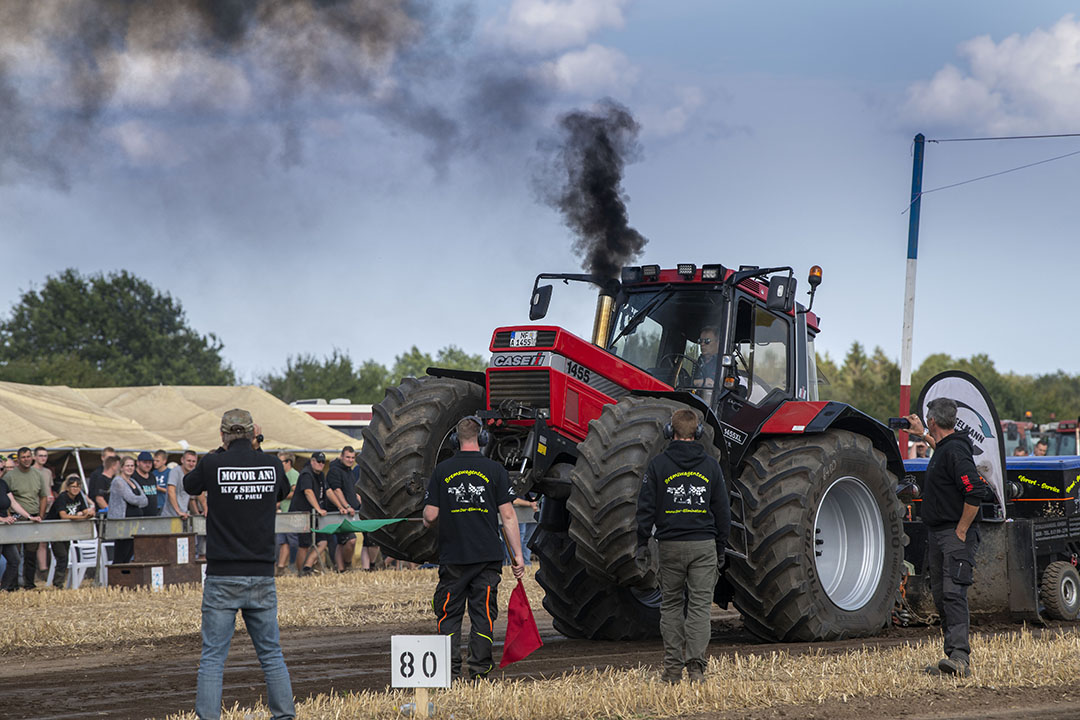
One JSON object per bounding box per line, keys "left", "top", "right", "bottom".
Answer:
{"left": 1063, "top": 575, "right": 1077, "bottom": 607}
{"left": 813, "top": 476, "right": 885, "bottom": 611}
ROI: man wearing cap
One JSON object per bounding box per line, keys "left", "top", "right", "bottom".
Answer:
{"left": 134, "top": 451, "right": 159, "bottom": 516}
{"left": 291, "top": 452, "right": 330, "bottom": 576}
{"left": 183, "top": 409, "right": 295, "bottom": 720}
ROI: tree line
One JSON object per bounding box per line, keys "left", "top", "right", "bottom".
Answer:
{"left": 818, "top": 343, "right": 1080, "bottom": 425}
{"left": 0, "top": 269, "right": 1074, "bottom": 419}
{"left": 0, "top": 268, "right": 485, "bottom": 402}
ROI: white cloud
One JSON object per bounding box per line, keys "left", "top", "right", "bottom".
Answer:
{"left": 542, "top": 43, "right": 637, "bottom": 96}
{"left": 489, "top": 0, "right": 630, "bottom": 54}
{"left": 106, "top": 120, "right": 187, "bottom": 168}
{"left": 108, "top": 50, "right": 253, "bottom": 113}
{"left": 907, "top": 14, "right": 1080, "bottom": 133}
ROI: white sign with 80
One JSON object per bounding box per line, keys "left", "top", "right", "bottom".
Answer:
{"left": 390, "top": 635, "right": 452, "bottom": 689}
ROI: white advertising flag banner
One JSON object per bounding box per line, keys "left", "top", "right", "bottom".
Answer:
{"left": 917, "top": 371, "right": 1006, "bottom": 520}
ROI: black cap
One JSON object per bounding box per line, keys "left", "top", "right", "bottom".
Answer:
{"left": 311, "top": 452, "right": 326, "bottom": 463}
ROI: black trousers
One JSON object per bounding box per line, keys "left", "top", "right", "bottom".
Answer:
{"left": 0, "top": 544, "right": 20, "bottom": 590}
{"left": 927, "top": 524, "right": 980, "bottom": 661}
{"left": 50, "top": 541, "right": 70, "bottom": 588}
{"left": 22, "top": 542, "right": 39, "bottom": 589}
{"left": 114, "top": 538, "right": 134, "bottom": 564}
{"left": 433, "top": 561, "right": 502, "bottom": 679}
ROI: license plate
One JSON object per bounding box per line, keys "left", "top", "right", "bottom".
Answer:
{"left": 509, "top": 330, "right": 537, "bottom": 347}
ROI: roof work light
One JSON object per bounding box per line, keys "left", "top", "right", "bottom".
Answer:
{"left": 701, "top": 264, "right": 725, "bottom": 281}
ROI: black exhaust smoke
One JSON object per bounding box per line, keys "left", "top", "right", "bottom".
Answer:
{"left": 534, "top": 99, "right": 648, "bottom": 283}
{"left": 0, "top": 0, "right": 460, "bottom": 187}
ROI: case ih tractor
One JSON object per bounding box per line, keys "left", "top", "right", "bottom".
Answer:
{"left": 358, "top": 263, "right": 907, "bottom": 642}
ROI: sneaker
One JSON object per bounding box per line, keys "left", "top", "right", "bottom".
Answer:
{"left": 687, "top": 667, "right": 705, "bottom": 683}
{"left": 937, "top": 655, "right": 971, "bottom": 677}
{"left": 301, "top": 566, "right": 315, "bottom": 577}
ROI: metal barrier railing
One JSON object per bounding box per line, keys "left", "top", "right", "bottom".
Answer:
{"left": 0, "top": 505, "right": 540, "bottom": 585}
{"left": 0, "top": 519, "right": 97, "bottom": 544}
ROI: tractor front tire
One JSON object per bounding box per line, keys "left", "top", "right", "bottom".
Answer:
{"left": 1040, "top": 560, "right": 1080, "bottom": 621}
{"left": 530, "top": 526, "right": 660, "bottom": 640}
{"left": 727, "top": 429, "right": 906, "bottom": 642}
{"left": 566, "top": 396, "right": 720, "bottom": 588}
{"left": 356, "top": 376, "right": 483, "bottom": 563}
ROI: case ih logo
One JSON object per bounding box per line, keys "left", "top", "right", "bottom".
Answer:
{"left": 491, "top": 351, "right": 549, "bottom": 368}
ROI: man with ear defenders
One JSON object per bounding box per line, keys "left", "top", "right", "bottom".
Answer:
{"left": 423, "top": 415, "right": 525, "bottom": 681}
{"left": 636, "top": 408, "right": 730, "bottom": 684}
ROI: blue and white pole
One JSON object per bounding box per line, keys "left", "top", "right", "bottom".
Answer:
{"left": 899, "top": 133, "right": 925, "bottom": 455}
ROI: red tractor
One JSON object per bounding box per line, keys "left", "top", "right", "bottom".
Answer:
{"left": 358, "top": 263, "right": 907, "bottom": 642}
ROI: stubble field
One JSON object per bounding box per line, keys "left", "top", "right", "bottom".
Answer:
{"left": 4, "top": 566, "right": 1080, "bottom": 720}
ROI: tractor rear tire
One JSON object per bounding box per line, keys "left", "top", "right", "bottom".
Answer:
{"left": 356, "top": 376, "right": 483, "bottom": 563}
{"left": 727, "top": 430, "right": 905, "bottom": 642}
{"left": 566, "top": 396, "right": 720, "bottom": 587}
{"left": 1040, "top": 561, "right": 1080, "bottom": 621}
{"left": 530, "top": 526, "right": 660, "bottom": 640}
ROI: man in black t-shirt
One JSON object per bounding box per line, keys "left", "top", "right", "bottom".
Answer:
{"left": 88, "top": 456, "right": 120, "bottom": 513}
{"left": 325, "top": 446, "right": 359, "bottom": 572}
{"left": 46, "top": 476, "right": 95, "bottom": 588}
{"left": 906, "top": 398, "right": 991, "bottom": 677}
{"left": 291, "top": 453, "right": 329, "bottom": 576}
{"left": 423, "top": 416, "right": 525, "bottom": 681}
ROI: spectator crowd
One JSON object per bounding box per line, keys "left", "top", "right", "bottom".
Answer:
{"left": 0, "top": 442, "right": 541, "bottom": 591}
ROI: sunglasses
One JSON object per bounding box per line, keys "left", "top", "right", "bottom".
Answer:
{"left": 700, "top": 338, "right": 714, "bottom": 345}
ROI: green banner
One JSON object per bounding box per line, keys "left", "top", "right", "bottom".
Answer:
{"left": 314, "top": 518, "right": 408, "bottom": 534}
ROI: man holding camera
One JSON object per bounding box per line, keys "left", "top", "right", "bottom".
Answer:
{"left": 636, "top": 409, "right": 729, "bottom": 684}
{"left": 906, "top": 398, "right": 991, "bottom": 677}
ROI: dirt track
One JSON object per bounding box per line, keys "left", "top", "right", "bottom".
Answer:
{"left": 4, "top": 609, "right": 1080, "bottom": 720}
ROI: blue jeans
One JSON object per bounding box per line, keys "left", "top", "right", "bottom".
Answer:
{"left": 196, "top": 575, "right": 295, "bottom": 720}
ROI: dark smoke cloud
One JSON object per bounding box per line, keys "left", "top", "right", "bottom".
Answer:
{"left": 0, "top": 0, "right": 469, "bottom": 186}
{"left": 534, "top": 99, "right": 648, "bottom": 281}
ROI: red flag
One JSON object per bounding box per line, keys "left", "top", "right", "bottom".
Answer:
{"left": 500, "top": 579, "right": 543, "bottom": 667}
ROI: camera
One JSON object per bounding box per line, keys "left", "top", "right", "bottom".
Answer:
{"left": 887, "top": 417, "right": 911, "bottom": 430}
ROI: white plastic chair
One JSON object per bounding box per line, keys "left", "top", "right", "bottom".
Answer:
{"left": 68, "top": 540, "right": 99, "bottom": 589}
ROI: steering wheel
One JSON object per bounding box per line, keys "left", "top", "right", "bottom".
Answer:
{"left": 656, "top": 353, "right": 701, "bottom": 388}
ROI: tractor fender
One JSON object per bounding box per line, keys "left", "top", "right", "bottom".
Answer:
{"left": 759, "top": 400, "right": 905, "bottom": 480}
{"left": 426, "top": 366, "right": 486, "bottom": 387}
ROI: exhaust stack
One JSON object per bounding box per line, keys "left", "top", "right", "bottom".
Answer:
{"left": 591, "top": 292, "right": 616, "bottom": 347}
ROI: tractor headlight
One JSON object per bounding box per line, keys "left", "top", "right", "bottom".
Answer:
{"left": 677, "top": 263, "right": 696, "bottom": 279}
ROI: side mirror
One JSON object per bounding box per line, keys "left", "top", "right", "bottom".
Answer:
{"left": 766, "top": 276, "right": 796, "bottom": 313}
{"left": 530, "top": 284, "right": 553, "bottom": 321}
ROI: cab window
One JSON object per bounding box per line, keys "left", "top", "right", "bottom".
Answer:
{"left": 733, "top": 299, "right": 790, "bottom": 404}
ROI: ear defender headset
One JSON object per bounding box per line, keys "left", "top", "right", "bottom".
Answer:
{"left": 663, "top": 417, "right": 704, "bottom": 440}
{"left": 450, "top": 415, "right": 490, "bottom": 448}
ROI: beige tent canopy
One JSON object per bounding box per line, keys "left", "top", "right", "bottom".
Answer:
{"left": 0, "top": 381, "right": 357, "bottom": 455}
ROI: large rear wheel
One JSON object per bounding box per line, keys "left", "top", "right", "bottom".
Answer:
{"left": 356, "top": 376, "right": 483, "bottom": 563}
{"left": 530, "top": 526, "right": 660, "bottom": 640}
{"left": 727, "top": 429, "right": 905, "bottom": 641}
{"left": 566, "top": 396, "right": 720, "bottom": 588}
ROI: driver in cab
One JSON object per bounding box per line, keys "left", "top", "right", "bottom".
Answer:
{"left": 692, "top": 326, "right": 720, "bottom": 388}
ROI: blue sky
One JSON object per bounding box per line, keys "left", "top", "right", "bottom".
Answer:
{"left": 1, "top": 1, "right": 1078, "bottom": 385}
